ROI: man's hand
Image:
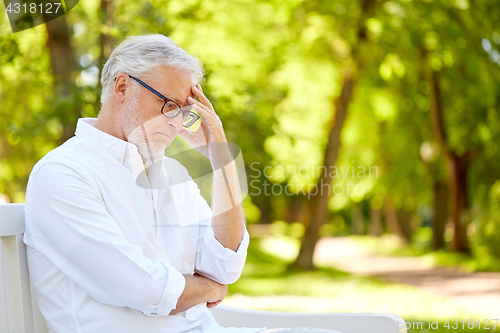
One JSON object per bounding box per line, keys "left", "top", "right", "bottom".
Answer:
{"left": 178, "top": 84, "right": 227, "bottom": 162}
{"left": 169, "top": 273, "right": 227, "bottom": 315}
{"left": 206, "top": 300, "right": 222, "bottom": 309}
{"left": 204, "top": 275, "right": 227, "bottom": 309}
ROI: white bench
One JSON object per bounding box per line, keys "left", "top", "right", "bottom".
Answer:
{"left": 0, "top": 203, "right": 407, "bottom": 333}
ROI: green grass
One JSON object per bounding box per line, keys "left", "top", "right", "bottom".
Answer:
{"left": 226, "top": 237, "right": 497, "bottom": 333}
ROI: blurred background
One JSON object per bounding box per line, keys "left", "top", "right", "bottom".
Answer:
{"left": 1, "top": 0, "right": 500, "bottom": 332}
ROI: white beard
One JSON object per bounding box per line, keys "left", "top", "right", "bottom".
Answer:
{"left": 122, "top": 94, "right": 166, "bottom": 165}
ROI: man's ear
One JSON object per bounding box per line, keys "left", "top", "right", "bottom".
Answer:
{"left": 113, "top": 73, "right": 129, "bottom": 103}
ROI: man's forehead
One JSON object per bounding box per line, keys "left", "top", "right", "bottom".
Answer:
{"left": 155, "top": 66, "right": 196, "bottom": 102}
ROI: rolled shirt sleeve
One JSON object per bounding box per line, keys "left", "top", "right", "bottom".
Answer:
{"left": 196, "top": 227, "right": 250, "bottom": 284}
{"left": 149, "top": 263, "right": 186, "bottom": 316}
{"left": 25, "top": 161, "right": 185, "bottom": 316}
{"left": 192, "top": 189, "right": 250, "bottom": 285}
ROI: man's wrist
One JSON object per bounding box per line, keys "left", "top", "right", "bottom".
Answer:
{"left": 211, "top": 132, "right": 227, "bottom": 143}
{"left": 193, "top": 273, "right": 216, "bottom": 301}
{"left": 209, "top": 143, "right": 233, "bottom": 170}
{"left": 194, "top": 272, "right": 225, "bottom": 301}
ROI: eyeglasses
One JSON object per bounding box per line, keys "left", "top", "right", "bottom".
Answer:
{"left": 126, "top": 75, "right": 200, "bottom": 128}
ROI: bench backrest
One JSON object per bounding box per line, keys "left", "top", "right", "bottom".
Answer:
{"left": 0, "top": 203, "right": 49, "bottom": 333}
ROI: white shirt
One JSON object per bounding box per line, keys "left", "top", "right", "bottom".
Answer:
{"left": 23, "top": 118, "right": 261, "bottom": 333}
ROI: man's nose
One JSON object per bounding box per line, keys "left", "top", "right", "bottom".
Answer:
{"left": 168, "top": 111, "right": 184, "bottom": 131}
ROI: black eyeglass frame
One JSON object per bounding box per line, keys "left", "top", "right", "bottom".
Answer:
{"left": 118, "top": 74, "right": 200, "bottom": 128}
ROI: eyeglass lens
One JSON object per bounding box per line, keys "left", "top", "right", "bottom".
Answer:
{"left": 162, "top": 103, "right": 200, "bottom": 128}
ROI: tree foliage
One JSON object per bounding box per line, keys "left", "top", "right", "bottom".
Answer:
{"left": 1, "top": 0, "right": 499, "bottom": 267}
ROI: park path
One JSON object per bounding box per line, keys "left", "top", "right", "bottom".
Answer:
{"left": 314, "top": 237, "right": 500, "bottom": 319}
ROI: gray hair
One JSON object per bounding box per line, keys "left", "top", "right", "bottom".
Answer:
{"left": 100, "top": 34, "right": 204, "bottom": 106}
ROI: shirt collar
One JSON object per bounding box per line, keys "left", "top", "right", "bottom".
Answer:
{"left": 74, "top": 118, "right": 144, "bottom": 176}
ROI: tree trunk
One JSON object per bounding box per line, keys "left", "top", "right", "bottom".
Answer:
{"left": 287, "top": 194, "right": 306, "bottom": 223}
{"left": 99, "top": 0, "right": 114, "bottom": 76}
{"left": 256, "top": 191, "right": 272, "bottom": 225}
{"left": 399, "top": 210, "right": 412, "bottom": 241}
{"left": 351, "top": 201, "right": 364, "bottom": 235}
{"left": 42, "top": 15, "right": 80, "bottom": 143}
{"left": 424, "top": 55, "right": 470, "bottom": 254}
{"left": 432, "top": 179, "right": 448, "bottom": 250}
{"left": 369, "top": 207, "right": 381, "bottom": 236}
{"left": 384, "top": 198, "right": 409, "bottom": 244}
{"left": 447, "top": 153, "right": 470, "bottom": 253}
{"left": 292, "top": 0, "right": 375, "bottom": 270}
{"left": 292, "top": 73, "right": 355, "bottom": 270}
{"left": 1, "top": 133, "right": 8, "bottom": 159}
{"left": 92, "top": 0, "right": 115, "bottom": 113}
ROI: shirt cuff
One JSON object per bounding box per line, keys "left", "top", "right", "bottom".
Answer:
{"left": 203, "top": 228, "right": 250, "bottom": 267}
{"left": 146, "top": 264, "right": 186, "bottom": 316}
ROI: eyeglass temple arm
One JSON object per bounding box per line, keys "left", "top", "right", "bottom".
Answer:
{"left": 126, "top": 75, "right": 168, "bottom": 101}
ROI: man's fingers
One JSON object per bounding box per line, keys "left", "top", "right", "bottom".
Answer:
{"left": 206, "top": 300, "right": 222, "bottom": 308}
{"left": 192, "top": 85, "right": 212, "bottom": 108}
{"left": 188, "top": 89, "right": 222, "bottom": 125}
{"left": 187, "top": 96, "right": 209, "bottom": 114}
{"left": 192, "top": 103, "right": 219, "bottom": 125}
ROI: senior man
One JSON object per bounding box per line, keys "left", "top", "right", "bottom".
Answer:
{"left": 23, "top": 35, "right": 339, "bottom": 333}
